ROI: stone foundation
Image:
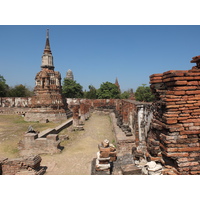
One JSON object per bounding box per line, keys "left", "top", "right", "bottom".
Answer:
{"left": 0, "top": 155, "right": 46, "bottom": 175}
{"left": 18, "top": 118, "right": 72, "bottom": 155}
{"left": 24, "top": 109, "right": 68, "bottom": 123}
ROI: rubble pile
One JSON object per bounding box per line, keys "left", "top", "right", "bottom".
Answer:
{"left": 141, "top": 161, "right": 163, "bottom": 175}
{"left": 95, "top": 139, "right": 117, "bottom": 174}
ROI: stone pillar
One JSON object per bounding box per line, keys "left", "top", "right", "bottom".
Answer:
{"left": 79, "top": 103, "right": 86, "bottom": 124}
{"left": 23, "top": 133, "right": 38, "bottom": 149}
{"left": 72, "top": 104, "right": 80, "bottom": 128}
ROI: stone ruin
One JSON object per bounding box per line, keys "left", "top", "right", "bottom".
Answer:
{"left": 24, "top": 29, "right": 71, "bottom": 123}
{"left": 68, "top": 99, "right": 91, "bottom": 131}
{"left": 0, "top": 155, "right": 46, "bottom": 175}
{"left": 2, "top": 31, "right": 200, "bottom": 174}
{"left": 92, "top": 139, "right": 117, "bottom": 175}
{"left": 18, "top": 120, "right": 72, "bottom": 156}
{"left": 146, "top": 54, "right": 200, "bottom": 175}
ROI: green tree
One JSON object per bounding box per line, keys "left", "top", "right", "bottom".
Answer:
{"left": 84, "top": 85, "right": 97, "bottom": 99}
{"left": 8, "top": 84, "right": 33, "bottom": 97}
{"left": 62, "top": 78, "right": 84, "bottom": 98}
{"left": 135, "top": 84, "right": 155, "bottom": 102}
{"left": 120, "top": 91, "right": 130, "bottom": 99}
{"left": 0, "top": 75, "right": 9, "bottom": 97}
{"left": 120, "top": 89, "right": 134, "bottom": 99}
{"left": 96, "top": 82, "right": 120, "bottom": 99}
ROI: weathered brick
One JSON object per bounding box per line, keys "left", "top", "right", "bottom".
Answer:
{"left": 174, "top": 81, "right": 188, "bottom": 85}
{"left": 180, "top": 130, "right": 200, "bottom": 135}
{"left": 177, "top": 157, "right": 195, "bottom": 162}
{"left": 173, "top": 91, "right": 186, "bottom": 95}
{"left": 186, "top": 90, "right": 200, "bottom": 95}
{"left": 178, "top": 117, "right": 189, "bottom": 121}
{"left": 163, "top": 152, "right": 189, "bottom": 157}
{"left": 165, "top": 119, "right": 178, "bottom": 124}
{"left": 187, "top": 81, "right": 199, "bottom": 85}
{"left": 166, "top": 146, "right": 200, "bottom": 152}
{"left": 178, "top": 161, "right": 199, "bottom": 167}
{"left": 174, "top": 86, "right": 197, "bottom": 90}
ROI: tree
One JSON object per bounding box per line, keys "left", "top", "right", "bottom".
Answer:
{"left": 120, "top": 89, "right": 134, "bottom": 99}
{"left": 96, "top": 82, "right": 120, "bottom": 99}
{"left": 84, "top": 85, "right": 97, "bottom": 99}
{"left": 8, "top": 84, "right": 33, "bottom": 97}
{"left": 0, "top": 75, "right": 9, "bottom": 97}
{"left": 135, "top": 84, "right": 155, "bottom": 102}
{"left": 62, "top": 78, "right": 84, "bottom": 98}
{"left": 120, "top": 91, "right": 129, "bottom": 99}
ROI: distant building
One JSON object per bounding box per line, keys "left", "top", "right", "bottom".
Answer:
{"left": 66, "top": 69, "right": 74, "bottom": 81}
{"left": 115, "top": 77, "right": 121, "bottom": 92}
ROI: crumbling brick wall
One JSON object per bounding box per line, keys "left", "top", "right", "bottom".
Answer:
{"left": 149, "top": 65, "right": 200, "bottom": 174}
{"left": 67, "top": 98, "right": 153, "bottom": 153}
{"left": 0, "top": 155, "right": 46, "bottom": 175}
{"left": 0, "top": 97, "right": 31, "bottom": 115}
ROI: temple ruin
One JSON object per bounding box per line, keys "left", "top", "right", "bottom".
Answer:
{"left": 2, "top": 30, "right": 200, "bottom": 175}
{"left": 24, "top": 29, "right": 70, "bottom": 123}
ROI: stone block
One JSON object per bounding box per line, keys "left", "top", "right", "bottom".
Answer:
{"left": 121, "top": 164, "right": 141, "bottom": 175}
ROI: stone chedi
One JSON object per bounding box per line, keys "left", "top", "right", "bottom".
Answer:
{"left": 25, "top": 30, "right": 67, "bottom": 123}
{"left": 66, "top": 69, "right": 74, "bottom": 80}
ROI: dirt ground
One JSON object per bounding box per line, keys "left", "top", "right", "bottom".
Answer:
{"left": 41, "top": 112, "right": 115, "bottom": 175}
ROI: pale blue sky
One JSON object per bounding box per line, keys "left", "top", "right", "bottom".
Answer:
{"left": 0, "top": 25, "right": 200, "bottom": 91}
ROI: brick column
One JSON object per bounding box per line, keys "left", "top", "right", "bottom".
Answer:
{"left": 149, "top": 63, "right": 200, "bottom": 174}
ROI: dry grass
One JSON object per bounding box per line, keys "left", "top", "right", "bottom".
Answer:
{"left": 0, "top": 115, "right": 58, "bottom": 158}
{"left": 0, "top": 112, "right": 116, "bottom": 175}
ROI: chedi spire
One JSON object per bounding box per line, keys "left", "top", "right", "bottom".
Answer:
{"left": 41, "top": 29, "right": 54, "bottom": 70}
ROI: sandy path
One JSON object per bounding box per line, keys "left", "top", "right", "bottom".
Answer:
{"left": 41, "top": 112, "right": 115, "bottom": 175}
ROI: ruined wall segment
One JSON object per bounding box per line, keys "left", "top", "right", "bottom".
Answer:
{"left": 149, "top": 56, "right": 200, "bottom": 174}
{"left": 0, "top": 155, "right": 46, "bottom": 175}
{"left": 0, "top": 97, "right": 31, "bottom": 114}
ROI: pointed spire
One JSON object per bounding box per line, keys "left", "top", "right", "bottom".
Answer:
{"left": 41, "top": 29, "right": 54, "bottom": 69}
{"left": 44, "top": 29, "right": 51, "bottom": 54}
{"left": 115, "top": 77, "right": 120, "bottom": 92}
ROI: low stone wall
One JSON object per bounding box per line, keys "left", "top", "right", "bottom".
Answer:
{"left": 110, "top": 112, "right": 135, "bottom": 156}
{"left": 19, "top": 118, "right": 72, "bottom": 155}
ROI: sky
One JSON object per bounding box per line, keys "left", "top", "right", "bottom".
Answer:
{"left": 1, "top": 25, "right": 200, "bottom": 92}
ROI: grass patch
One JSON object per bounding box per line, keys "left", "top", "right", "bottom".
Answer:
{"left": 0, "top": 114, "right": 63, "bottom": 158}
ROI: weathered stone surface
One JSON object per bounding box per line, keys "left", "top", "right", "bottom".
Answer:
{"left": 149, "top": 54, "right": 200, "bottom": 174}
{"left": 0, "top": 155, "right": 46, "bottom": 175}
{"left": 121, "top": 164, "right": 141, "bottom": 175}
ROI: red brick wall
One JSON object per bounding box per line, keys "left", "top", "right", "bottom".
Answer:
{"left": 149, "top": 66, "right": 200, "bottom": 174}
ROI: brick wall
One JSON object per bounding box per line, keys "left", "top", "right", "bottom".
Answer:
{"left": 149, "top": 65, "right": 200, "bottom": 174}
{"left": 0, "top": 155, "right": 46, "bottom": 175}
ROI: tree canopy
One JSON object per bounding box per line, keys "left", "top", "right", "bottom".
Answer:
{"left": 62, "top": 78, "right": 84, "bottom": 98}
{"left": 84, "top": 85, "right": 97, "bottom": 99}
{"left": 96, "top": 82, "right": 120, "bottom": 99}
{"left": 7, "top": 84, "right": 33, "bottom": 97}
{"left": 0, "top": 75, "right": 9, "bottom": 97}
{"left": 135, "top": 84, "right": 155, "bottom": 102}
